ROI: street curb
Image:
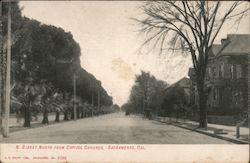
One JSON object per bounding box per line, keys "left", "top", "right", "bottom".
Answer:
{"left": 171, "top": 123, "right": 249, "bottom": 144}
{"left": 155, "top": 120, "right": 249, "bottom": 144}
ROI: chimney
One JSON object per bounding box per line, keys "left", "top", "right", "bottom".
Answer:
{"left": 221, "top": 38, "right": 228, "bottom": 47}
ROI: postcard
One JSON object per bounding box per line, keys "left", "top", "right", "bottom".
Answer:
{"left": 0, "top": 1, "right": 249, "bottom": 162}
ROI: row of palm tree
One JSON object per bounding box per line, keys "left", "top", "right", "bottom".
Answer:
{"left": 10, "top": 79, "right": 108, "bottom": 127}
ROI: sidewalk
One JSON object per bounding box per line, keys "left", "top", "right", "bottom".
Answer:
{"left": 9, "top": 113, "right": 60, "bottom": 128}
{"left": 2, "top": 113, "right": 66, "bottom": 133}
{"left": 155, "top": 117, "right": 249, "bottom": 144}
{"left": 0, "top": 113, "right": 99, "bottom": 140}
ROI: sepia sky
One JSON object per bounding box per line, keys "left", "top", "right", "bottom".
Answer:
{"left": 20, "top": 1, "right": 249, "bottom": 106}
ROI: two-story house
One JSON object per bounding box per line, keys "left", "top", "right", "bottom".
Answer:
{"left": 189, "top": 34, "right": 250, "bottom": 117}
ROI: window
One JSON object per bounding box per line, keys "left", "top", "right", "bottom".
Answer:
{"left": 232, "top": 90, "right": 243, "bottom": 105}
{"left": 207, "top": 67, "right": 212, "bottom": 80}
{"left": 211, "top": 67, "right": 216, "bottom": 79}
{"left": 219, "top": 87, "right": 224, "bottom": 102}
{"left": 236, "top": 65, "right": 242, "bottom": 79}
{"left": 219, "top": 63, "right": 224, "bottom": 78}
{"left": 212, "top": 67, "right": 218, "bottom": 79}
{"left": 213, "top": 88, "right": 217, "bottom": 101}
{"left": 230, "top": 65, "right": 234, "bottom": 79}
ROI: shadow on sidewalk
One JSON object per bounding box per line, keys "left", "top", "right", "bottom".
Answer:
{"left": 154, "top": 116, "right": 249, "bottom": 144}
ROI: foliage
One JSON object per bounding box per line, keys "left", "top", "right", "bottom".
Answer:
{"left": 127, "top": 71, "right": 168, "bottom": 115}
{"left": 1, "top": 2, "right": 113, "bottom": 126}
{"left": 135, "top": 1, "right": 249, "bottom": 127}
{"left": 161, "top": 85, "right": 188, "bottom": 117}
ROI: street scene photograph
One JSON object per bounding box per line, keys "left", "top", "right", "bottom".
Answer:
{"left": 0, "top": 1, "right": 249, "bottom": 145}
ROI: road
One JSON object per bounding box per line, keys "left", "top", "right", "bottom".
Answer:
{"left": 2, "top": 112, "right": 231, "bottom": 144}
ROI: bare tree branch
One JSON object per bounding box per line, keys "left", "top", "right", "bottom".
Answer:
{"left": 134, "top": 0, "right": 248, "bottom": 127}
{"left": 208, "top": 2, "right": 241, "bottom": 46}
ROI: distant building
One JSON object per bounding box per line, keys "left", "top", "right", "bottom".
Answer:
{"left": 168, "top": 77, "right": 192, "bottom": 104}
{"left": 189, "top": 34, "right": 250, "bottom": 116}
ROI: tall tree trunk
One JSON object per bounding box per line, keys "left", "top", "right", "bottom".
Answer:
{"left": 23, "top": 104, "right": 31, "bottom": 127}
{"left": 81, "top": 108, "right": 84, "bottom": 118}
{"left": 70, "top": 108, "right": 74, "bottom": 119}
{"left": 42, "top": 108, "right": 49, "bottom": 124}
{"left": 55, "top": 111, "right": 60, "bottom": 122}
{"left": 0, "top": 5, "right": 4, "bottom": 132}
{"left": 64, "top": 109, "right": 69, "bottom": 121}
{"left": 197, "top": 82, "right": 208, "bottom": 129}
{"left": 76, "top": 107, "right": 80, "bottom": 119}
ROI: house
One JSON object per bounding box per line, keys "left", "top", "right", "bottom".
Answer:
{"left": 160, "top": 77, "right": 192, "bottom": 118}
{"left": 167, "top": 77, "right": 192, "bottom": 104}
{"left": 172, "top": 77, "right": 191, "bottom": 100}
{"left": 189, "top": 34, "right": 250, "bottom": 117}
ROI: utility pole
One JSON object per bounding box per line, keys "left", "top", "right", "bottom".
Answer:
{"left": 0, "top": 1, "right": 3, "bottom": 134}
{"left": 3, "top": 2, "right": 11, "bottom": 137}
{"left": 73, "top": 73, "right": 77, "bottom": 120}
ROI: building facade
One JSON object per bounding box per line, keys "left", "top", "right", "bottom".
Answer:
{"left": 189, "top": 34, "right": 250, "bottom": 117}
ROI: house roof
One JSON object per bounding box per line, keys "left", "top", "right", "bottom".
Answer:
{"left": 164, "top": 77, "right": 191, "bottom": 95}
{"left": 210, "top": 44, "right": 222, "bottom": 57}
{"left": 210, "top": 34, "right": 250, "bottom": 57}
{"left": 170, "top": 77, "right": 191, "bottom": 88}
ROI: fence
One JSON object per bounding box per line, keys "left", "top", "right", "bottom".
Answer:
{"left": 207, "top": 115, "right": 236, "bottom": 126}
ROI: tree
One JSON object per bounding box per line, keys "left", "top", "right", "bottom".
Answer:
{"left": 1, "top": 2, "right": 114, "bottom": 131}
{"left": 129, "top": 71, "right": 168, "bottom": 115}
{"left": 161, "top": 85, "right": 188, "bottom": 119}
{"left": 148, "top": 79, "right": 167, "bottom": 115}
{"left": 1, "top": 1, "right": 23, "bottom": 130}
{"left": 129, "top": 84, "right": 144, "bottom": 114}
{"left": 135, "top": 1, "right": 249, "bottom": 128}
{"left": 135, "top": 71, "right": 151, "bottom": 113}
